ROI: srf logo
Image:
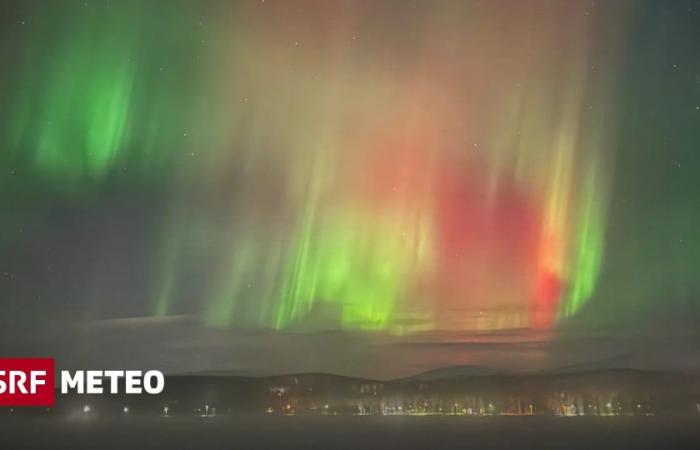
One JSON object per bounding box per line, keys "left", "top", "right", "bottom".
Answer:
{"left": 0, "top": 358, "right": 55, "bottom": 406}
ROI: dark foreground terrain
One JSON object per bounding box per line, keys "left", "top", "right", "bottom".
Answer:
{"left": 0, "top": 415, "right": 699, "bottom": 450}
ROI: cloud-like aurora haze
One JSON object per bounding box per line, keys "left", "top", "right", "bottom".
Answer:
{"left": 1, "top": 0, "right": 699, "bottom": 375}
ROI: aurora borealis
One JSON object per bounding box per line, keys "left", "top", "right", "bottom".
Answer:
{"left": 0, "top": 0, "right": 699, "bottom": 377}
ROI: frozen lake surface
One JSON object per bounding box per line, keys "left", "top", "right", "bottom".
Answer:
{"left": 1, "top": 415, "right": 699, "bottom": 449}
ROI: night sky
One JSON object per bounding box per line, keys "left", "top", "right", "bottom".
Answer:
{"left": 0, "top": 0, "right": 698, "bottom": 379}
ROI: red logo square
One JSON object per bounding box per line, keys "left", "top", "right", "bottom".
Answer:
{"left": 0, "top": 358, "right": 55, "bottom": 407}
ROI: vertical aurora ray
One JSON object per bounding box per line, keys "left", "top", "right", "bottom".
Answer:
{"left": 564, "top": 180, "right": 606, "bottom": 318}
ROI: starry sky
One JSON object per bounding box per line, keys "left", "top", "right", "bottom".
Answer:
{"left": 0, "top": 0, "right": 698, "bottom": 378}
